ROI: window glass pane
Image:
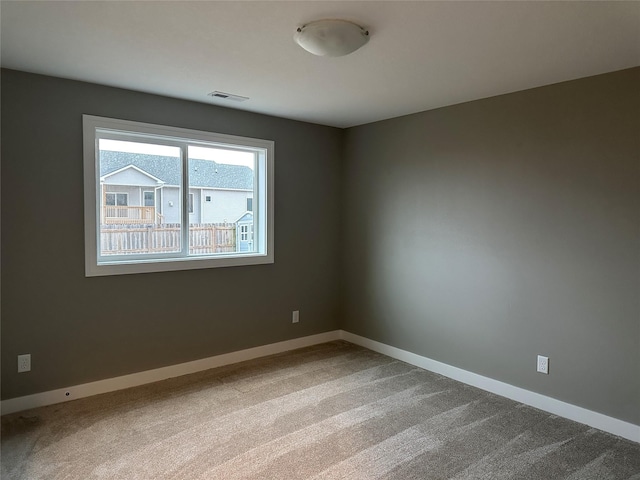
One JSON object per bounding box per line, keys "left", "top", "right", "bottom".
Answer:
{"left": 188, "top": 146, "right": 256, "bottom": 255}
{"left": 98, "top": 139, "right": 182, "bottom": 257}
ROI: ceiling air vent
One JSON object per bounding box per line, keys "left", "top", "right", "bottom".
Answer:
{"left": 207, "top": 91, "right": 249, "bottom": 102}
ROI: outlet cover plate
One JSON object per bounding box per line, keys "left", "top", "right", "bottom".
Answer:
{"left": 537, "top": 355, "right": 549, "bottom": 374}
{"left": 18, "top": 354, "right": 31, "bottom": 373}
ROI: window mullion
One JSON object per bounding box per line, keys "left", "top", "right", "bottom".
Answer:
{"left": 181, "top": 144, "right": 189, "bottom": 257}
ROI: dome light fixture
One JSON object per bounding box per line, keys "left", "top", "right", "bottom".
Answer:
{"left": 294, "top": 19, "right": 370, "bottom": 57}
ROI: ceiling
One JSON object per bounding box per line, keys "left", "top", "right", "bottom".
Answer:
{"left": 1, "top": 1, "right": 639, "bottom": 128}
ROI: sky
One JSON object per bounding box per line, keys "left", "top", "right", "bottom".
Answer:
{"left": 100, "top": 139, "right": 255, "bottom": 169}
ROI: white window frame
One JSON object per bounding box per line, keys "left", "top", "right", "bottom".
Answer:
{"left": 83, "top": 115, "right": 274, "bottom": 277}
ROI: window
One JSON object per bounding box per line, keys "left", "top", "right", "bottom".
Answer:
{"left": 188, "top": 193, "right": 194, "bottom": 214}
{"left": 83, "top": 115, "right": 274, "bottom": 276}
{"left": 143, "top": 191, "right": 155, "bottom": 207}
{"left": 106, "top": 192, "right": 128, "bottom": 206}
{"left": 104, "top": 193, "right": 129, "bottom": 219}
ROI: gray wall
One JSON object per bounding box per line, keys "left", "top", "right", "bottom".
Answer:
{"left": 1, "top": 69, "right": 343, "bottom": 400}
{"left": 342, "top": 68, "right": 640, "bottom": 425}
{"left": 3, "top": 67, "right": 639, "bottom": 427}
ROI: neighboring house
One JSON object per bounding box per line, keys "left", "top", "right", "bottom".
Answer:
{"left": 101, "top": 164, "right": 165, "bottom": 224}
{"left": 99, "top": 151, "right": 253, "bottom": 225}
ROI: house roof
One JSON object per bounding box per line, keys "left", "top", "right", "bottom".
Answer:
{"left": 100, "top": 164, "right": 165, "bottom": 184}
{"left": 236, "top": 212, "right": 254, "bottom": 224}
{"left": 100, "top": 150, "right": 253, "bottom": 190}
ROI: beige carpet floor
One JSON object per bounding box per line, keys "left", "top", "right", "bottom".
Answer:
{"left": 2, "top": 341, "right": 639, "bottom": 479}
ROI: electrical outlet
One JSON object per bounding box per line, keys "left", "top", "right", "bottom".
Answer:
{"left": 292, "top": 310, "right": 300, "bottom": 324}
{"left": 18, "top": 354, "right": 31, "bottom": 373}
{"left": 537, "top": 355, "right": 549, "bottom": 374}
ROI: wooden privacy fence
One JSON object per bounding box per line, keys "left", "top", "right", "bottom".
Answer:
{"left": 100, "top": 223, "right": 236, "bottom": 255}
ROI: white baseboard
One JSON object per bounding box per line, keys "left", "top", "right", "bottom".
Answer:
{"left": 339, "top": 330, "right": 639, "bottom": 443}
{"left": 3, "top": 329, "right": 638, "bottom": 443}
{"left": 0, "top": 331, "right": 341, "bottom": 416}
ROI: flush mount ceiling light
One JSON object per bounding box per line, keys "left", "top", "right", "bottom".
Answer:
{"left": 294, "top": 19, "right": 370, "bottom": 57}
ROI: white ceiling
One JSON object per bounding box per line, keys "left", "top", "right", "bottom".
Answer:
{"left": 2, "top": 1, "right": 639, "bottom": 128}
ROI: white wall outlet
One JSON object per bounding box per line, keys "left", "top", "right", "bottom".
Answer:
{"left": 18, "top": 354, "right": 31, "bottom": 373}
{"left": 537, "top": 355, "right": 549, "bottom": 374}
{"left": 292, "top": 310, "right": 300, "bottom": 324}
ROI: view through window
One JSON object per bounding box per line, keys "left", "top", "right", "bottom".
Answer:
{"left": 84, "top": 116, "right": 273, "bottom": 276}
